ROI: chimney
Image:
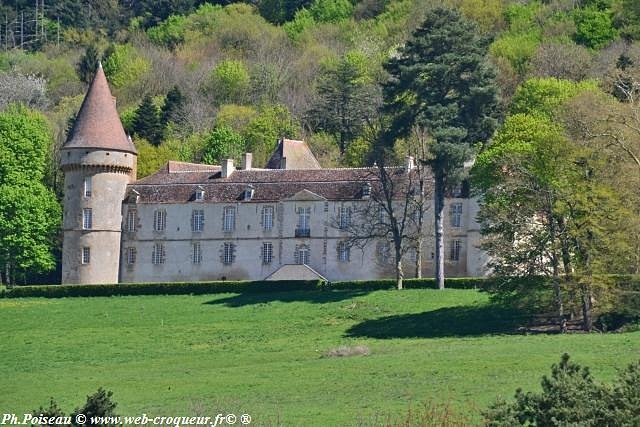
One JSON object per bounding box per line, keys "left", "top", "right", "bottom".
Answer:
{"left": 241, "top": 153, "right": 253, "bottom": 170}
{"left": 405, "top": 155, "right": 415, "bottom": 173}
{"left": 221, "top": 159, "right": 235, "bottom": 178}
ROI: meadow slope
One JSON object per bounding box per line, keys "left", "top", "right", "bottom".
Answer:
{"left": 1, "top": 289, "right": 638, "bottom": 425}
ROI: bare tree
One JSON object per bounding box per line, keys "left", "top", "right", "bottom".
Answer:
{"left": 332, "top": 156, "right": 430, "bottom": 289}
{"left": 0, "top": 72, "right": 48, "bottom": 111}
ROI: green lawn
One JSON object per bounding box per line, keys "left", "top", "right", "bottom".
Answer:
{"left": 1, "top": 289, "right": 638, "bottom": 425}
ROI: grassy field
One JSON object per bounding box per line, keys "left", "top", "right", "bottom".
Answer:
{"left": 1, "top": 289, "right": 639, "bottom": 425}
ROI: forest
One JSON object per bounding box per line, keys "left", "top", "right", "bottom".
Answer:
{"left": 1, "top": 0, "right": 640, "bottom": 297}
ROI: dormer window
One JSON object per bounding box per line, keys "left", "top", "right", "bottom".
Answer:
{"left": 244, "top": 185, "right": 255, "bottom": 201}
{"left": 195, "top": 186, "right": 205, "bottom": 201}
{"left": 362, "top": 182, "right": 371, "bottom": 199}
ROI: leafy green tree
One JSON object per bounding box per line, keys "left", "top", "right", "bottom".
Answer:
{"left": 76, "top": 44, "right": 100, "bottom": 84}
{"left": 102, "top": 44, "right": 150, "bottom": 89}
{"left": 307, "top": 53, "right": 379, "bottom": 154}
{"left": 133, "top": 96, "right": 163, "bottom": 146}
{"left": 383, "top": 7, "right": 500, "bottom": 290}
{"left": 258, "top": 0, "right": 313, "bottom": 24}
{"left": 209, "top": 59, "right": 250, "bottom": 105}
{"left": 619, "top": 0, "right": 640, "bottom": 41}
{"left": 201, "top": 126, "right": 246, "bottom": 165}
{"left": 147, "top": 15, "right": 187, "bottom": 49}
{"left": 485, "top": 354, "right": 640, "bottom": 426}
{"left": 472, "top": 113, "right": 571, "bottom": 329}
{"left": 308, "top": 0, "right": 354, "bottom": 23}
{"left": 510, "top": 77, "right": 598, "bottom": 118}
{"left": 0, "top": 105, "right": 61, "bottom": 285}
{"left": 244, "top": 104, "right": 298, "bottom": 166}
{"left": 574, "top": 7, "right": 618, "bottom": 49}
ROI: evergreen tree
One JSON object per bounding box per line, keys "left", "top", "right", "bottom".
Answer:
{"left": 76, "top": 44, "right": 100, "bottom": 84}
{"left": 161, "top": 86, "right": 185, "bottom": 126}
{"left": 133, "top": 96, "right": 163, "bottom": 146}
{"left": 307, "top": 54, "right": 379, "bottom": 154}
{"left": 382, "top": 7, "right": 500, "bottom": 289}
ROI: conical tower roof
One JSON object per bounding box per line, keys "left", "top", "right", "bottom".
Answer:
{"left": 63, "top": 63, "right": 137, "bottom": 154}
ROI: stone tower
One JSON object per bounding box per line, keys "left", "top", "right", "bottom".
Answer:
{"left": 60, "top": 64, "right": 137, "bottom": 284}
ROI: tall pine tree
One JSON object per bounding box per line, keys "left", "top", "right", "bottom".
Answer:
{"left": 133, "top": 96, "right": 163, "bottom": 146}
{"left": 383, "top": 7, "right": 500, "bottom": 289}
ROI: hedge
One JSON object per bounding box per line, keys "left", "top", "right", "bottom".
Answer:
{"left": 1, "top": 275, "right": 637, "bottom": 299}
{"left": 0, "top": 280, "right": 325, "bottom": 299}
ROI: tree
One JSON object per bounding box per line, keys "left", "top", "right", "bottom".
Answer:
{"left": 307, "top": 53, "right": 380, "bottom": 154}
{"left": 383, "top": 7, "right": 500, "bottom": 289}
{"left": 0, "top": 105, "right": 61, "bottom": 285}
{"left": 161, "top": 86, "right": 186, "bottom": 126}
{"left": 133, "top": 96, "right": 163, "bottom": 146}
{"left": 208, "top": 59, "right": 250, "bottom": 105}
{"left": 76, "top": 44, "right": 100, "bottom": 84}
{"left": 485, "top": 354, "right": 640, "bottom": 426}
{"left": 0, "top": 73, "right": 48, "bottom": 111}
{"left": 201, "top": 126, "right": 246, "bottom": 165}
{"left": 70, "top": 388, "right": 118, "bottom": 426}
{"left": 574, "top": 7, "right": 618, "bottom": 49}
{"left": 335, "top": 149, "right": 428, "bottom": 289}
{"left": 472, "top": 113, "right": 572, "bottom": 330}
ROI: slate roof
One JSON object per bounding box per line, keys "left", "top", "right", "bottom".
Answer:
{"left": 63, "top": 63, "right": 137, "bottom": 154}
{"left": 128, "top": 161, "right": 412, "bottom": 204}
{"left": 265, "top": 139, "right": 322, "bottom": 169}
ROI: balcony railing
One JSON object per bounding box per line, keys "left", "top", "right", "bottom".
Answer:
{"left": 295, "top": 228, "right": 311, "bottom": 238}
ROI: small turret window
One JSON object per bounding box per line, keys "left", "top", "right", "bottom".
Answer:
{"left": 82, "top": 208, "right": 92, "bottom": 230}
{"left": 82, "top": 247, "right": 91, "bottom": 264}
{"left": 84, "top": 176, "right": 92, "bottom": 198}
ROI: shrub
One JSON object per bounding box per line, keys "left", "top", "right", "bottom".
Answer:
{"left": 484, "top": 354, "right": 640, "bottom": 426}
{"left": 0, "top": 280, "right": 324, "bottom": 299}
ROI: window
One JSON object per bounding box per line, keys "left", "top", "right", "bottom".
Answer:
{"left": 262, "top": 206, "right": 274, "bottom": 230}
{"left": 450, "top": 239, "right": 462, "bottom": 261}
{"left": 223, "top": 243, "right": 235, "bottom": 265}
{"left": 262, "top": 242, "right": 273, "bottom": 264}
{"left": 153, "top": 210, "right": 166, "bottom": 231}
{"left": 244, "top": 185, "right": 255, "bottom": 201}
{"left": 82, "top": 208, "right": 92, "bottom": 230}
{"left": 192, "top": 242, "right": 202, "bottom": 264}
{"left": 126, "top": 247, "right": 137, "bottom": 265}
{"left": 377, "top": 241, "right": 391, "bottom": 264}
{"left": 195, "top": 188, "right": 205, "bottom": 201}
{"left": 152, "top": 243, "right": 166, "bottom": 265}
{"left": 337, "top": 241, "right": 350, "bottom": 263}
{"left": 408, "top": 247, "right": 418, "bottom": 262}
{"left": 83, "top": 176, "right": 92, "bottom": 197}
{"left": 338, "top": 206, "right": 351, "bottom": 229}
{"left": 223, "top": 207, "right": 235, "bottom": 231}
{"left": 296, "top": 245, "right": 310, "bottom": 265}
{"left": 192, "top": 210, "right": 204, "bottom": 232}
{"left": 81, "top": 247, "right": 90, "bottom": 264}
{"left": 362, "top": 183, "right": 371, "bottom": 198}
{"left": 296, "top": 207, "right": 311, "bottom": 237}
{"left": 450, "top": 203, "right": 463, "bottom": 228}
{"left": 126, "top": 209, "right": 136, "bottom": 232}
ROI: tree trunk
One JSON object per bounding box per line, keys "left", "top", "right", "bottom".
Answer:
{"left": 550, "top": 216, "right": 566, "bottom": 333}
{"left": 395, "top": 246, "right": 404, "bottom": 290}
{"left": 581, "top": 284, "right": 593, "bottom": 332}
{"left": 434, "top": 173, "right": 445, "bottom": 290}
{"left": 415, "top": 244, "right": 422, "bottom": 278}
{"left": 5, "top": 260, "right": 10, "bottom": 287}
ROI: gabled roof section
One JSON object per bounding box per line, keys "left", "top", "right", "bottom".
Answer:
{"left": 285, "top": 189, "right": 327, "bottom": 202}
{"left": 63, "top": 63, "right": 137, "bottom": 154}
{"left": 265, "top": 139, "right": 321, "bottom": 170}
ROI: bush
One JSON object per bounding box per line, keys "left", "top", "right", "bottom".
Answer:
{"left": 0, "top": 280, "right": 325, "bottom": 299}
{"left": 484, "top": 354, "right": 640, "bottom": 426}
